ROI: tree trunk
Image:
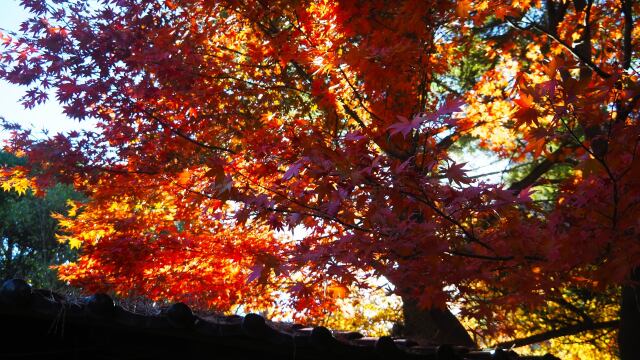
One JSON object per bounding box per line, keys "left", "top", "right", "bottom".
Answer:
{"left": 400, "top": 297, "right": 476, "bottom": 348}
{"left": 619, "top": 268, "right": 640, "bottom": 360}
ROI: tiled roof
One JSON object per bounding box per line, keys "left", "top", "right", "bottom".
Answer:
{"left": 0, "top": 279, "right": 559, "bottom": 360}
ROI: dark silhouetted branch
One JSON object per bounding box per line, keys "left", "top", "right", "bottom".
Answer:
{"left": 494, "top": 320, "right": 619, "bottom": 349}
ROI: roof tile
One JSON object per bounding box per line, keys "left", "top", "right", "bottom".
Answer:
{"left": 0, "top": 279, "right": 560, "bottom": 360}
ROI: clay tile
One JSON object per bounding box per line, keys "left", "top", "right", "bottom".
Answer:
{"left": 393, "top": 338, "right": 419, "bottom": 348}
{"left": 295, "top": 327, "right": 314, "bottom": 335}
{"left": 242, "top": 313, "right": 267, "bottom": 338}
{"left": 376, "top": 336, "right": 402, "bottom": 357}
{"left": 86, "top": 293, "right": 115, "bottom": 317}
{"left": 0, "top": 278, "right": 32, "bottom": 306}
{"left": 436, "top": 344, "right": 459, "bottom": 360}
{"left": 114, "top": 306, "right": 148, "bottom": 328}
{"left": 165, "top": 302, "right": 195, "bottom": 329}
{"left": 491, "top": 348, "right": 511, "bottom": 360}
{"left": 333, "top": 331, "right": 364, "bottom": 340}
{"left": 466, "top": 350, "right": 493, "bottom": 359}
{"left": 222, "top": 314, "right": 243, "bottom": 323}
{"left": 310, "top": 326, "right": 335, "bottom": 349}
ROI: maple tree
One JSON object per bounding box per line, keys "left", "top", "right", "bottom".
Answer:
{"left": 1, "top": 0, "right": 639, "bottom": 357}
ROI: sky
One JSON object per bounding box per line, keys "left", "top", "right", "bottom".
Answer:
{"left": 0, "top": 0, "right": 89, "bottom": 140}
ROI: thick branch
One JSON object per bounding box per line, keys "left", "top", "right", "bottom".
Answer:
{"left": 468, "top": 161, "right": 533, "bottom": 180}
{"left": 507, "top": 158, "right": 555, "bottom": 193}
{"left": 436, "top": 132, "right": 456, "bottom": 150}
{"left": 432, "top": 77, "right": 461, "bottom": 97}
{"left": 573, "top": 0, "right": 594, "bottom": 80}
{"left": 550, "top": 296, "right": 594, "bottom": 325}
{"left": 494, "top": 320, "right": 619, "bottom": 349}
{"left": 616, "top": 92, "right": 640, "bottom": 124}
{"left": 622, "top": 0, "right": 634, "bottom": 69}
{"left": 508, "top": 146, "right": 566, "bottom": 193}
{"left": 545, "top": 0, "right": 568, "bottom": 36}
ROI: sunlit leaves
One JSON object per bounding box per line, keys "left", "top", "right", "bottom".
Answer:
{"left": 0, "top": 168, "right": 34, "bottom": 196}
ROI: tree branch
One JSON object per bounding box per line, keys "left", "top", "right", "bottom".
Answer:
{"left": 616, "top": 92, "right": 640, "bottom": 124}
{"left": 507, "top": 146, "right": 567, "bottom": 193}
{"left": 337, "top": 66, "right": 384, "bottom": 123}
{"left": 399, "top": 189, "right": 497, "bottom": 253}
{"left": 140, "top": 108, "right": 236, "bottom": 154}
{"left": 550, "top": 296, "right": 594, "bottom": 325}
{"left": 493, "top": 320, "right": 619, "bottom": 349}
{"left": 431, "top": 77, "right": 461, "bottom": 97}
{"left": 505, "top": 17, "right": 611, "bottom": 79}
{"left": 622, "top": 0, "right": 634, "bottom": 70}
{"left": 545, "top": 0, "right": 568, "bottom": 36}
{"left": 468, "top": 161, "right": 533, "bottom": 180}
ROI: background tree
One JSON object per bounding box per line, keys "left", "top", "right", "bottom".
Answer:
{"left": 0, "top": 151, "right": 80, "bottom": 288}
{"left": 0, "top": 0, "right": 638, "bottom": 358}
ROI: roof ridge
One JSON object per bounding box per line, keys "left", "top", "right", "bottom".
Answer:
{"left": 0, "top": 278, "right": 559, "bottom": 360}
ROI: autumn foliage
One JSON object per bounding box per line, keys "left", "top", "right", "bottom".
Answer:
{"left": 1, "top": 0, "right": 639, "bottom": 356}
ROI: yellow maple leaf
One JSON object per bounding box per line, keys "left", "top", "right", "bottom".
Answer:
{"left": 1, "top": 182, "right": 10, "bottom": 192}
{"left": 68, "top": 237, "right": 82, "bottom": 250}
{"left": 13, "top": 178, "right": 30, "bottom": 195}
